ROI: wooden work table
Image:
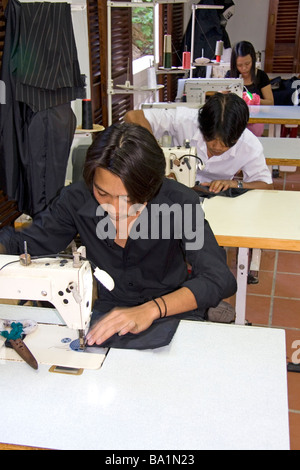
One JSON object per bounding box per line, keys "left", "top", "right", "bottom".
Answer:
{"left": 249, "top": 105, "right": 300, "bottom": 137}
{"left": 249, "top": 105, "right": 300, "bottom": 126}
{"left": 203, "top": 189, "right": 300, "bottom": 251}
{"left": 258, "top": 137, "right": 300, "bottom": 167}
{"left": 203, "top": 189, "right": 300, "bottom": 324}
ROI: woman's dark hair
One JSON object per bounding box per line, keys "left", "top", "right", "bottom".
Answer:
{"left": 198, "top": 92, "right": 249, "bottom": 147}
{"left": 83, "top": 123, "right": 166, "bottom": 203}
{"left": 229, "top": 40, "right": 257, "bottom": 85}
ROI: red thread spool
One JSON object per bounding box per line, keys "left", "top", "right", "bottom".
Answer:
{"left": 182, "top": 51, "right": 191, "bottom": 69}
{"left": 215, "top": 40, "right": 224, "bottom": 63}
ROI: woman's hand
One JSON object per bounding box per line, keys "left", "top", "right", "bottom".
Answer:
{"left": 86, "top": 301, "right": 159, "bottom": 346}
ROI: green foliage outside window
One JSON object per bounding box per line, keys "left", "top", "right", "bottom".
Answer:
{"left": 132, "top": 1, "right": 154, "bottom": 58}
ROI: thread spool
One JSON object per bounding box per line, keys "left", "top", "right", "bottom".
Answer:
{"left": 82, "top": 99, "right": 93, "bottom": 130}
{"left": 163, "top": 35, "right": 172, "bottom": 69}
{"left": 147, "top": 64, "right": 157, "bottom": 89}
{"left": 161, "top": 132, "right": 172, "bottom": 147}
{"left": 182, "top": 51, "right": 191, "bottom": 70}
{"left": 215, "top": 40, "right": 224, "bottom": 63}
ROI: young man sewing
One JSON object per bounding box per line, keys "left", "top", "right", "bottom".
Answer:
{"left": 125, "top": 93, "right": 273, "bottom": 193}
{"left": 0, "top": 123, "right": 237, "bottom": 348}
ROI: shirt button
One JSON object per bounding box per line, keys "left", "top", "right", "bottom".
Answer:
{"left": 128, "top": 282, "right": 133, "bottom": 287}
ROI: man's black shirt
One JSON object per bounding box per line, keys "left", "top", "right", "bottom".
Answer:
{"left": 0, "top": 178, "right": 236, "bottom": 317}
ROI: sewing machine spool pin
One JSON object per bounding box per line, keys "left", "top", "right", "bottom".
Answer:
{"left": 73, "top": 251, "right": 82, "bottom": 268}
{"left": 20, "top": 241, "right": 31, "bottom": 266}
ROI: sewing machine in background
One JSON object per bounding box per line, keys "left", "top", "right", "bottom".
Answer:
{"left": 0, "top": 250, "right": 93, "bottom": 350}
{"left": 176, "top": 78, "right": 244, "bottom": 104}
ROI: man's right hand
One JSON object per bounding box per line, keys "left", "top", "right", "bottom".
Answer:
{"left": 0, "top": 243, "right": 6, "bottom": 254}
{"left": 124, "top": 110, "right": 154, "bottom": 135}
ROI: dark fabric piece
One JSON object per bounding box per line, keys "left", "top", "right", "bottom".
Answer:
{"left": 26, "top": 104, "right": 76, "bottom": 215}
{"left": 93, "top": 321, "right": 179, "bottom": 350}
{"left": 193, "top": 185, "right": 250, "bottom": 199}
{"left": 15, "top": 2, "right": 85, "bottom": 112}
{"left": 89, "top": 297, "right": 207, "bottom": 350}
{"left": 271, "top": 76, "right": 300, "bottom": 106}
{"left": 0, "top": 0, "right": 82, "bottom": 216}
{"left": 0, "top": 0, "right": 23, "bottom": 200}
{"left": 90, "top": 308, "right": 181, "bottom": 350}
{"left": 181, "top": 0, "right": 233, "bottom": 62}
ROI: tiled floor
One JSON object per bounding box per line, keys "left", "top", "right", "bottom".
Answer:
{"left": 227, "top": 166, "right": 300, "bottom": 450}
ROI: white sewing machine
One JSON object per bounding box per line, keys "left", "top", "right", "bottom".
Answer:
{"left": 0, "top": 252, "right": 93, "bottom": 350}
{"left": 177, "top": 78, "right": 244, "bottom": 104}
{"left": 163, "top": 145, "right": 202, "bottom": 187}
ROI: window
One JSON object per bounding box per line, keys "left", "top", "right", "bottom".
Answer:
{"left": 87, "top": 0, "right": 184, "bottom": 124}
{"left": 132, "top": 0, "right": 154, "bottom": 60}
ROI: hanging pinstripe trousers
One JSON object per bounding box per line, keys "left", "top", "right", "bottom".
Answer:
{"left": 0, "top": 0, "right": 85, "bottom": 217}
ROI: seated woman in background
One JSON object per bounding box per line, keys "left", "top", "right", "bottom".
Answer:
{"left": 226, "top": 40, "right": 274, "bottom": 139}
{"left": 226, "top": 40, "right": 274, "bottom": 106}
{"left": 226, "top": 41, "right": 274, "bottom": 284}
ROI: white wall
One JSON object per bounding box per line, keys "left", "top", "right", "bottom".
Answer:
{"left": 183, "top": 0, "right": 270, "bottom": 67}
{"left": 225, "top": 0, "right": 270, "bottom": 67}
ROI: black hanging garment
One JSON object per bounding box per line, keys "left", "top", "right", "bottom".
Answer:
{"left": 0, "top": 0, "right": 85, "bottom": 217}
{"left": 181, "top": 0, "right": 234, "bottom": 67}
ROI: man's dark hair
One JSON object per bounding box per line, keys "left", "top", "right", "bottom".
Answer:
{"left": 198, "top": 92, "right": 249, "bottom": 148}
{"left": 83, "top": 123, "right": 166, "bottom": 203}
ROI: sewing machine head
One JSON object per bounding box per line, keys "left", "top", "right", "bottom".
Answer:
{"left": 0, "top": 252, "right": 93, "bottom": 349}
{"left": 163, "top": 145, "right": 203, "bottom": 187}
{"left": 180, "top": 78, "right": 244, "bottom": 105}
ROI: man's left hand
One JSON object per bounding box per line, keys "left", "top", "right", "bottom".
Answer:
{"left": 201, "top": 180, "right": 237, "bottom": 194}
{"left": 86, "top": 302, "right": 159, "bottom": 346}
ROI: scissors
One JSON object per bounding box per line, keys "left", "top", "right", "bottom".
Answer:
{"left": 0, "top": 320, "right": 38, "bottom": 370}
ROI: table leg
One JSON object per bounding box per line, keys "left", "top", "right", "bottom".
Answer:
{"left": 235, "top": 247, "right": 249, "bottom": 325}
{"left": 268, "top": 124, "right": 275, "bottom": 137}
{"left": 268, "top": 124, "right": 281, "bottom": 137}
{"left": 249, "top": 248, "right": 261, "bottom": 271}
